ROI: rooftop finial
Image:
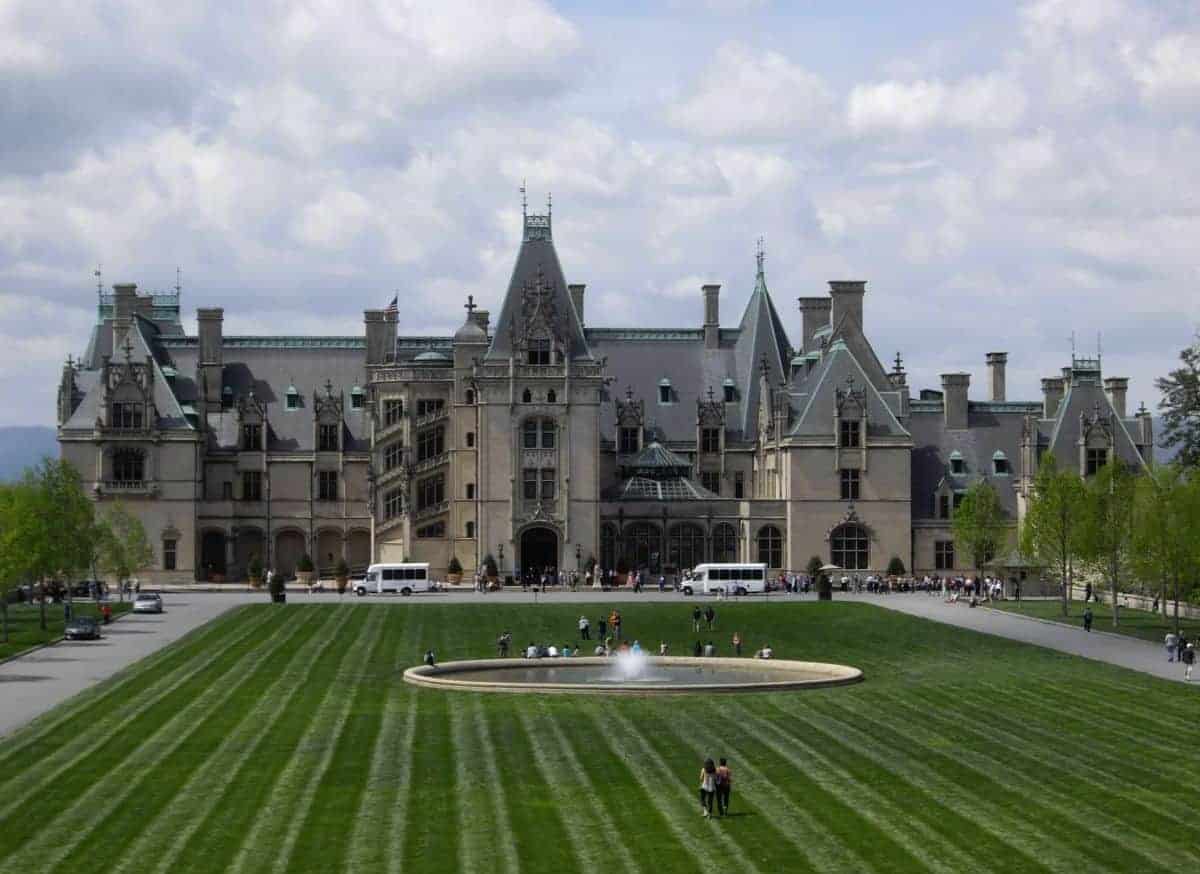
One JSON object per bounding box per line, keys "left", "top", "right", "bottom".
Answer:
{"left": 756, "top": 236, "right": 765, "bottom": 277}
{"left": 464, "top": 294, "right": 477, "bottom": 316}
{"left": 174, "top": 266, "right": 182, "bottom": 296}
{"left": 893, "top": 351, "right": 904, "bottom": 373}
{"left": 625, "top": 384, "right": 633, "bottom": 402}
{"left": 521, "top": 180, "right": 527, "bottom": 220}
{"left": 94, "top": 265, "right": 102, "bottom": 299}
{"left": 1097, "top": 330, "right": 1102, "bottom": 364}
{"left": 547, "top": 191, "right": 552, "bottom": 219}
{"left": 707, "top": 385, "right": 714, "bottom": 403}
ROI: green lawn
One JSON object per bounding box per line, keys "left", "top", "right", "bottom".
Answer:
{"left": 992, "top": 597, "right": 1200, "bottom": 643}
{"left": 0, "top": 600, "right": 132, "bottom": 661}
{"left": 1, "top": 601, "right": 1197, "bottom": 874}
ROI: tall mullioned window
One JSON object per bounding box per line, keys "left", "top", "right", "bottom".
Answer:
{"left": 700, "top": 471, "right": 721, "bottom": 495}
{"left": 163, "top": 539, "right": 177, "bottom": 571}
{"left": 701, "top": 428, "right": 721, "bottom": 454}
{"left": 383, "top": 399, "right": 404, "bottom": 426}
{"left": 527, "top": 339, "right": 551, "bottom": 366}
{"left": 318, "top": 471, "right": 338, "bottom": 501}
{"left": 318, "top": 423, "right": 339, "bottom": 452}
{"left": 241, "top": 423, "right": 262, "bottom": 451}
{"left": 384, "top": 442, "right": 404, "bottom": 472}
{"left": 840, "top": 469, "right": 860, "bottom": 501}
{"left": 384, "top": 487, "right": 404, "bottom": 519}
{"left": 935, "top": 540, "right": 955, "bottom": 570}
{"left": 839, "top": 419, "right": 861, "bottom": 448}
{"left": 618, "top": 427, "right": 639, "bottom": 454}
{"left": 241, "top": 471, "right": 263, "bottom": 501}
{"left": 417, "top": 474, "right": 445, "bottom": 510}
{"left": 112, "top": 449, "right": 144, "bottom": 484}
{"left": 831, "top": 523, "right": 868, "bottom": 570}
{"left": 756, "top": 525, "right": 783, "bottom": 568}
{"left": 1086, "top": 448, "right": 1108, "bottom": 476}
{"left": 110, "top": 402, "right": 143, "bottom": 430}
{"left": 417, "top": 427, "right": 445, "bottom": 462}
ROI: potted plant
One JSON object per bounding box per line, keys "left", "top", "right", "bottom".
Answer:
{"left": 482, "top": 553, "right": 499, "bottom": 585}
{"left": 247, "top": 555, "right": 264, "bottom": 588}
{"left": 446, "top": 555, "right": 463, "bottom": 585}
{"left": 886, "top": 556, "right": 906, "bottom": 578}
{"left": 268, "top": 569, "right": 287, "bottom": 603}
{"left": 615, "top": 556, "right": 630, "bottom": 587}
{"left": 335, "top": 558, "right": 349, "bottom": 595}
{"left": 296, "top": 553, "right": 314, "bottom": 589}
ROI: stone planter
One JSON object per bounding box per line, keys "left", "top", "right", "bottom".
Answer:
{"left": 296, "top": 570, "right": 314, "bottom": 588}
{"left": 446, "top": 573, "right": 462, "bottom": 585}
{"left": 249, "top": 574, "right": 263, "bottom": 588}
{"left": 335, "top": 576, "right": 348, "bottom": 595}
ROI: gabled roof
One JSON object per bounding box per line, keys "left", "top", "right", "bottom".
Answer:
{"left": 789, "top": 340, "right": 909, "bottom": 438}
{"left": 486, "top": 212, "right": 591, "bottom": 361}
{"left": 1044, "top": 376, "right": 1147, "bottom": 471}
{"left": 825, "top": 308, "right": 893, "bottom": 394}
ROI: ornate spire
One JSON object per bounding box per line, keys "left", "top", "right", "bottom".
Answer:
{"left": 756, "top": 236, "right": 765, "bottom": 278}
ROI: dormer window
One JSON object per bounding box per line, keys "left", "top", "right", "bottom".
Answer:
{"left": 949, "top": 451, "right": 964, "bottom": 475}
{"left": 350, "top": 386, "right": 364, "bottom": 410}
{"left": 110, "top": 401, "right": 143, "bottom": 430}
{"left": 527, "top": 339, "right": 551, "bottom": 366}
{"left": 221, "top": 385, "right": 233, "bottom": 409}
{"left": 286, "top": 385, "right": 300, "bottom": 411}
{"left": 658, "top": 379, "right": 672, "bottom": 405}
{"left": 992, "top": 450, "right": 1010, "bottom": 476}
{"left": 318, "top": 423, "right": 340, "bottom": 452}
{"left": 723, "top": 379, "right": 736, "bottom": 403}
{"left": 1086, "top": 447, "right": 1108, "bottom": 476}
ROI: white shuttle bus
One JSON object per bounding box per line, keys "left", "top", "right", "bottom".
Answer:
{"left": 682, "top": 563, "right": 768, "bottom": 596}
{"left": 356, "top": 563, "right": 433, "bottom": 596}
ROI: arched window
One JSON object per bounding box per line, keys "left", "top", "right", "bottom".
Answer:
{"left": 756, "top": 525, "right": 783, "bottom": 568}
{"left": 711, "top": 523, "right": 737, "bottom": 563}
{"left": 465, "top": 521, "right": 475, "bottom": 538}
{"left": 522, "top": 388, "right": 532, "bottom": 403}
{"left": 831, "top": 524, "right": 869, "bottom": 570}
{"left": 465, "top": 389, "right": 475, "bottom": 404}
{"left": 624, "top": 522, "right": 662, "bottom": 572}
{"left": 600, "top": 523, "right": 617, "bottom": 570}
{"left": 667, "top": 523, "right": 705, "bottom": 572}
{"left": 547, "top": 389, "right": 557, "bottom": 404}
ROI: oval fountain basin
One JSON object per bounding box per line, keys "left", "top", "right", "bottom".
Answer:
{"left": 403, "top": 656, "right": 862, "bottom": 695}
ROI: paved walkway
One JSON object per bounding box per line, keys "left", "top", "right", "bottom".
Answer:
{"left": 0, "top": 594, "right": 247, "bottom": 738}
{"left": 844, "top": 593, "right": 1191, "bottom": 684}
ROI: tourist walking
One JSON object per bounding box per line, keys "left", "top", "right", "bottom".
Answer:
{"left": 1184, "top": 643, "right": 1196, "bottom": 682}
{"left": 611, "top": 609, "right": 622, "bottom": 640}
{"left": 497, "top": 632, "right": 511, "bottom": 657}
{"left": 699, "top": 759, "right": 717, "bottom": 818}
{"left": 1166, "top": 631, "right": 1179, "bottom": 662}
{"left": 704, "top": 605, "right": 716, "bottom": 631}
{"left": 579, "top": 615, "right": 591, "bottom": 640}
{"left": 732, "top": 632, "right": 742, "bottom": 657}
{"left": 715, "top": 758, "right": 733, "bottom": 816}
{"left": 1083, "top": 607, "right": 1093, "bottom": 633}
{"left": 693, "top": 640, "right": 703, "bottom": 657}
{"left": 598, "top": 615, "right": 608, "bottom": 640}
{"left": 692, "top": 606, "right": 702, "bottom": 633}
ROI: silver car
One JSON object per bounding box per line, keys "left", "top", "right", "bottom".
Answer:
{"left": 132, "top": 593, "right": 163, "bottom": 614}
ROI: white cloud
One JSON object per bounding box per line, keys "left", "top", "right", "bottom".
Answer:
{"left": 668, "top": 42, "right": 834, "bottom": 139}
{"left": 1127, "top": 33, "right": 1200, "bottom": 104}
{"left": 847, "top": 73, "right": 1025, "bottom": 133}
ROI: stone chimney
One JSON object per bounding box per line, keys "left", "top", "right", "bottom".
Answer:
{"left": 1042, "top": 377, "right": 1065, "bottom": 419}
{"left": 112, "top": 283, "right": 137, "bottom": 349}
{"left": 568, "top": 284, "right": 585, "bottom": 326}
{"left": 798, "top": 297, "right": 832, "bottom": 353}
{"left": 364, "top": 309, "right": 397, "bottom": 366}
{"left": 1135, "top": 402, "right": 1154, "bottom": 449}
{"left": 941, "top": 372, "right": 970, "bottom": 430}
{"left": 829, "top": 281, "right": 866, "bottom": 332}
{"left": 702, "top": 283, "right": 720, "bottom": 349}
{"left": 986, "top": 352, "right": 1007, "bottom": 402}
{"left": 470, "top": 309, "right": 490, "bottom": 335}
{"left": 197, "top": 307, "right": 224, "bottom": 412}
{"left": 1104, "top": 377, "right": 1128, "bottom": 419}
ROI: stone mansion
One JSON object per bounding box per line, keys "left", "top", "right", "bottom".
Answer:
{"left": 57, "top": 205, "right": 1154, "bottom": 583}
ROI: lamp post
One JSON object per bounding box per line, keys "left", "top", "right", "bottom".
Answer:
{"left": 498, "top": 543, "right": 505, "bottom": 577}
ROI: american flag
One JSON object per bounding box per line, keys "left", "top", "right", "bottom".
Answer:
{"left": 385, "top": 294, "right": 398, "bottom": 315}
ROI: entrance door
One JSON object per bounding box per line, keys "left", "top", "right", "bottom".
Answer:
{"left": 200, "top": 531, "right": 226, "bottom": 579}
{"left": 520, "top": 527, "right": 558, "bottom": 576}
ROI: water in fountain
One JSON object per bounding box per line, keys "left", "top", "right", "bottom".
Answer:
{"left": 606, "top": 649, "right": 670, "bottom": 683}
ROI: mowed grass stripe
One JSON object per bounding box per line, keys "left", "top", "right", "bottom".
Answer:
{"left": 110, "top": 607, "right": 350, "bottom": 874}
{"left": 401, "top": 691, "right": 460, "bottom": 873}
{"left": 0, "top": 605, "right": 270, "bottom": 795}
{"left": 471, "top": 695, "right": 521, "bottom": 874}
{"left": 22, "top": 608, "right": 329, "bottom": 874}
{"left": 733, "top": 701, "right": 978, "bottom": 874}
{"left": 515, "top": 701, "right": 619, "bottom": 874}
{"left": 0, "top": 606, "right": 286, "bottom": 861}
{"left": 943, "top": 682, "right": 1200, "bottom": 818}
{"left": 448, "top": 694, "right": 496, "bottom": 874}
{"left": 238, "top": 607, "right": 388, "bottom": 874}
{"left": 626, "top": 699, "right": 858, "bottom": 874}
{"left": 283, "top": 608, "right": 403, "bottom": 873}
{"left": 0, "top": 603, "right": 254, "bottom": 760}
{"left": 852, "top": 691, "right": 1165, "bottom": 872}
{"left": 900, "top": 684, "right": 1200, "bottom": 862}
{"left": 480, "top": 693, "right": 580, "bottom": 871}
{"left": 1024, "top": 677, "right": 1200, "bottom": 752}
{"left": 760, "top": 698, "right": 1054, "bottom": 874}
{"left": 165, "top": 606, "right": 372, "bottom": 874}
{"left": 343, "top": 608, "right": 420, "bottom": 874}
{"left": 542, "top": 699, "right": 692, "bottom": 873}
{"left": 603, "top": 705, "right": 768, "bottom": 874}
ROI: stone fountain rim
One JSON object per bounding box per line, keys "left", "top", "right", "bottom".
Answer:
{"left": 403, "top": 656, "right": 863, "bottom": 695}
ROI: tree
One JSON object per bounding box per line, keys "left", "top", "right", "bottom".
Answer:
{"left": 1078, "top": 463, "right": 1137, "bottom": 627}
{"left": 20, "top": 459, "right": 98, "bottom": 626}
{"left": 1021, "top": 454, "right": 1086, "bottom": 617}
{"left": 806, "top": 556, "right": 824, "bottom": 578}
{"left": 886, "top": 556, "right": 906, "bottom": 577}
{"left": 952, "top": 481, "right": 1008, "bottom": 573}
{"left": 0, "top": 480, "right": 41, "bottom": 643}
{"left": 96, "top": 502, "right": 154, "bottom": 596}
{"left": 1132, "top": 465, "right": 1200, "bottom": 633}
{"left": 1156, "top": 332, "right": 1200, "bottom": 467}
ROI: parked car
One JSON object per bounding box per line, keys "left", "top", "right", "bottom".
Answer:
{"left": 64, "top": 616, "right": 101, "bottom": 641}
{"left": 132, "top": 593, "right": 163, "bottom": 614}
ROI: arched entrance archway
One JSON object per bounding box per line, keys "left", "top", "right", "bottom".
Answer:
{"left": 200, "top": 530, "right": 226, "bottom": 580}
{"left": 274, "top": 530, "right": 306, "bottom": 578}
{"left": 519, "top": 527, "right": 558, "bottom": 576}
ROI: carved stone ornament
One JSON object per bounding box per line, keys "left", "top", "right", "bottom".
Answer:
{"left": 824, "top": 503, "right": 873, "bottom": 542}
{"left": 522, "top": 449, "right": 557, "bottom": 469}
{"left": 519, "top": 265, "right": 561, "bottom": 348}
{"left": 615, "top": 386, "right": 645, "bottom": 427}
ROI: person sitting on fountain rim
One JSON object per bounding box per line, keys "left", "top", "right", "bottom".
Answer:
{"left": 525, "top": 642, "right": 539, "bottom": 659}
{"left": 423, "top": 650, "right": 436, "bottom": 667}
{"left": 756, "top": 644, "right": 774, "bottom": 659}
{"left": 594, "top": 643, "right": 607, "bottom": 656}
{"left": 631, "top": 640, "right": 642, "bottom": 654}
{"left": 659, "top": 641, "right": 669, "bottom": 656}
{"left": 704, "top": 641, "right": 715, "bottom": 657}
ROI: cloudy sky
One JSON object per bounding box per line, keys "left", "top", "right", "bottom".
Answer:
{"left": 2, "top": 0, "right": 1198, "bottom": 426}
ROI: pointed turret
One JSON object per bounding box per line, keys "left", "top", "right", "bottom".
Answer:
{"left": 732, "top": 245, "right": 792, "bottom": 435}
{"left": 486, "top": 195, "right": 592, "bottom": 362}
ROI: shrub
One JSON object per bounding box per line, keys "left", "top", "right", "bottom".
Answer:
{"left": 268, "top": 572, "right": 285, "bottom": 598}
{"left": 297, "top": 554, "right": 314, "bottom": 573}
{"left": 248, "top": 555, "right": 263, "bottom": 579}
{"left": 482, "top": 553, "right": 498, "bottom": 578}
{"left": 447, "top": 555, "right": 463, "bottom": 575}
{"left": 806, "top": 555, "right": 824, "bottom": 577}
{"left": 335, "top": 558, "right": 349, "bottom": 579}
{"left": 886, "top": 556, "right": 907, "bottom": 576}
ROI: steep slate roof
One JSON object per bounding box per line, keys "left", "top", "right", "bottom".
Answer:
{"left": 732, "top": 259, "right": 791, "bottom": 436}
{"left": 788, "top": 340, "right": 909, "bottom": 439}
{"left": 486, "top": 211, "right": 591, "bottom": 362}
{"left": 1043, "top": 368, "right": 1146, "bottom": 469}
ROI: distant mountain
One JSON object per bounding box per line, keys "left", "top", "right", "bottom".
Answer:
{"left": 0, "top": 426, "right": 59, "bottom": 481}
